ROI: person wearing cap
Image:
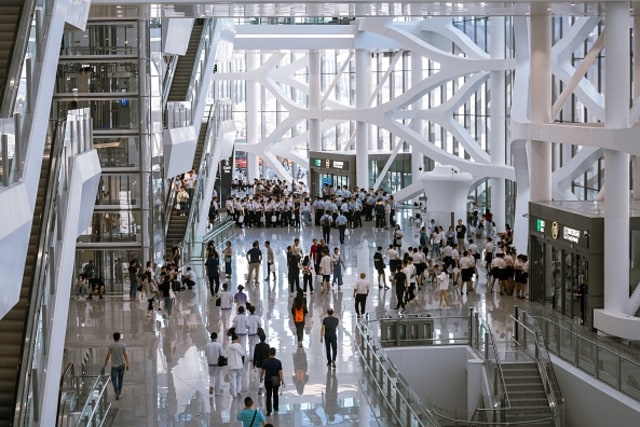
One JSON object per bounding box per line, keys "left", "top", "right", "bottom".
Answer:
{"left": 320, "top": 308, "right": 340, "bottom": 369}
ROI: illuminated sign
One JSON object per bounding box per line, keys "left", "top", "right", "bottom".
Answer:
{"left": 313, "top": 159, "right": 321, "bottom": 167}
{"left": 563, "top": 226, "right": 580, "bottom": 244}
{"left": 535, "top": 218, "right": 545, "bottom": 233}
{"left": 311, "top": 158, "right": 350, "bottom": 170}
{"left": 333, "top": 160, "right": 344, "bottom": 169}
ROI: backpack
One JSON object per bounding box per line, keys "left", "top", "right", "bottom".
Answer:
{"left": 294, "top": 305, "right": 304, "bottom": 323}
{"left": 322, "top": 216, "right": 331, "bottom": 228}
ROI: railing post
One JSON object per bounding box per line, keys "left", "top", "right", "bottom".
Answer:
{"left": 514, "top": 305, "right": 519, "bottom": 343}
{"left": 1, "top": 134, "right": 9, "bottom": 186}
{"left": 468, "top": 307, "right": 474, "bottom": 345}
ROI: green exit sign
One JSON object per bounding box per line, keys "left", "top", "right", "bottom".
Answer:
{"left": 536, "top": 218, "right": 545, "bottom": 232}
{"left": 313, "top": 159, "right": 321, "bottom": 167}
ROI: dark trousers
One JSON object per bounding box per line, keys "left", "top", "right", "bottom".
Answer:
{"left": 322, "top": 227, "right": 331, "bottom": 244}
{"left": 395, "top": 288, "right": 405, "bottom": 309}
{"left": 303, "top": 274, "right": 313, "bottom": 293}
{"left": 288, "top": 273, "right": 300, "bottom": 293}
{"left": 338, "top": 225, "right": 346, "bottom": 243}
{"left": 294, "top": 321, "right": 304, "bottom": 343}
{"left": 355, "top": 294, "right": 367, "bottom": 316}
{"left": 324, "top": 335, "right": 337, "bottom": 363}
{"left": 265, "top": 382, "right": 280, "bottom": 412}
{"left": 208, "top": 275, "right": 220, "bottom": 295}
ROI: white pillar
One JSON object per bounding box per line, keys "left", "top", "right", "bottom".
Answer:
{"left": 355, "top": 49, "right": 370, "bottom": 189}
{"left": 411, "top": 52, "right": 424, "bottom": 177}
{"left": 489, "top": 17, "right": 506, "bottom": 230}
{"left": 604, "top": 2, "right": 630, "bottom": 314}
{"left": 309, "top": 50, "right": 321, "bottom": 153}
{"left": 633, "top": 14, "right": 640, "bottom": 200}
{"left": 529, "top": 10, "right": 552, "bottom": 204}
{"left": 246, "top": 52, "right": 260, "bottom": 180}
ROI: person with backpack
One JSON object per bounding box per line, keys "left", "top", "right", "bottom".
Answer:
{"left": 291, "top": 290, "right": 308, "bottom": 347}
{"left": 320, "top": 210, "right": 333, "bottom": 244}
{"left": 253, "top": 329, "right": 270, "bottom": 395}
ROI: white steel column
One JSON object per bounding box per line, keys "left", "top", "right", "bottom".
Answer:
{"left": 411, "top": 52, "right": 424, "bottom": 177}
{"left": 633, "top": 14, "right": 640, "bottom": 200}
{"left": 529, "top": 10, "right": 552, "bottom": 204}
{"left": 309, "top": 50, "right": 321, "bottom": 152}
{"left": 603, "top": 3, "right": 630, "bottom": 314}
{"left": 355, "top": 49, "right": 370, "bottom": 189}
{"left": 246, "top": 52, "right": 260, "bottom": 180}
{"left": 490, "top": 17, "right": 506, "bottom": 230}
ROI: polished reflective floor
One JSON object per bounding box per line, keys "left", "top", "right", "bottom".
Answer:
{"left": 64, "top": 210, "right": 541, "bottom": 426}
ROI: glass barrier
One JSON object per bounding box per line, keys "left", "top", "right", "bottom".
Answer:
{"left": 524, "top": 309, "right": 640, "bottom": 403}
{"left": 357, "top": 310, "right": 561, "bottom": 426}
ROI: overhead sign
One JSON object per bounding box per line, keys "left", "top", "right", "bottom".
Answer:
{"left": 563, "top": 226, "right": 580, "bottom": 244}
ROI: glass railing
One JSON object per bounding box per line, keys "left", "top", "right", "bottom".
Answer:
{"left": 357, "top": 310, "right": 561, "bottom": 426}
{"left": 182, "top": 99, "right": 232, "bottom": 262}
{"left": 522, "top": 309, "right": 640, "bottom": 403}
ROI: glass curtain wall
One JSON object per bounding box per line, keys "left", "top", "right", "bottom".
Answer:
{"left": 57, "top": 16, "right": 157, "bottom": 294}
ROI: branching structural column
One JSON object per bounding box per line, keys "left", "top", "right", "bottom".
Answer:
{"left": 490, "top": 16, "right": 507, "bottom": 230}
{"left": 529, "top": 9, "right": 552, "bottom": 204}
{"left": 355, "top": 48, "right": 370, "bottom": 189}
{"left": 411, "top": 52, "right": 424, "bottom": 177}
{"left": 603, "top": 3, "right": 630, "bottom": 316}
{"left": 246, "top": 52, "right": 260, "bottom": 180}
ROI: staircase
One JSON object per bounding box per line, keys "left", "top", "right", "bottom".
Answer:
{"left": 166, "top": 19, "right": 204, "bottom": 103}
{"left": 501, "top": 362, "right": 554, "bottom": 426}
{"left": 0, "top": 152, "right": 51, "bottom": 424}
{"left": 0, "top": 1, "right": 27, "bottom": 108}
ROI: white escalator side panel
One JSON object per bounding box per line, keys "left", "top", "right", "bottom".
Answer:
{"left": 163, "top": 125, "right": 197, "bottom": 178}
{"left": 40, "top": 149, "right": 101, "bottom": 425}
{"left": 163, "top": 18, "right": 194, "bottom": 56}
{"left": 195, "top": 120, "right": 235, "bottom": 238}
{"left": 0, "top": 184, "right": 31, "bottom": 320}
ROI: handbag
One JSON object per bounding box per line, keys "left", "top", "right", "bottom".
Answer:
{"left": 217, "top": 355, "right": 228, "bottom": 366}
{"left": 215, "top": 296, "right": 221, "bottom": 306}
{"left": 271, "top": 215, "right": 277, "bottom": 222}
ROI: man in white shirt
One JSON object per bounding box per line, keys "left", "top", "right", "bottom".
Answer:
{"left": 205, "top": 332, "right": 224, "bottom": 395}
{"left": 246, "top": 305, "right": 262, "bottom": 361}
{"left": 353, "top": 272, "right": 371, "bottom": 317}
{"left": 232, "top": 305, "right": 250, "bottom": 352}
{"left": 459, "top": 250, "right": 476, "bottom": 295}
{"left": 319, "top": 248, "right": 332, "bottom": 293}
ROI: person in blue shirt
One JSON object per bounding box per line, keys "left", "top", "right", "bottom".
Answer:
{"left": 236, "top": 396, "right": 266, "bottom": 427}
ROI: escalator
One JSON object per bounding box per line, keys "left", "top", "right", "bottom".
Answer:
{"left": 0, "top": 1, "right": 32, "bottom": 112}
{"left": 166, "top": 19, "right": 204, "bottom": 103}
{"left": 165, "top": 110, "right": 210, "bottom": 260}
{"left": 0, "top": 131, "right": 55, "bottom": 424}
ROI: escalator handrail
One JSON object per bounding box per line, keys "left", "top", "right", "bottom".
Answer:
{"left": 13, "top": 119, "right": 66, "bottom": 426}
{"left": 0, "top": 0, "right": 38, "bottom": 116}
{"left": 55, "top": 363, "right": 75, "bottom": 426}
{"left": 161, "top": 55, "right": 179, "bottom": 109}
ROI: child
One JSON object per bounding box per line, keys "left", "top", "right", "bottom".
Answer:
{"left": 234, "top": 285, "right": 248, "bottom": 308}
{"left": 236, "top": 396, "right": 266, "bottom": 427}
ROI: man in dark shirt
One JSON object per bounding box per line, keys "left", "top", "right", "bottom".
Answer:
{"left": 286, "top": 246, "right": 301, "bottom": 294}
{"left": 455, "top": 219, "right": 467, "bottom": 250}
{"left": 246, "top": 240, "right": 263, "bottom": 285}
{"left": 394, "top": 269, "right": 408, "bottom": 312}
{"left": 260, "top": 347, "right": 284, "bottom": 416}
{"left": 320, "top": 308, "right": 340, "bottom": 369}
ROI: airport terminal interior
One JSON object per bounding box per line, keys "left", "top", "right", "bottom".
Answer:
{"left": 2, "top": 0, "right": 640, "bottom": 426}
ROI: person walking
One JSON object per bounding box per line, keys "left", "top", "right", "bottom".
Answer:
{"left": 158, "top": 272, "right": 173, "bottom": 318}
{"left": 247, "top": 305, "right": 262, "bottom": 361}
{"left": 236, "top": 396, "right": 266, "bottom": 427}
{"left": 335, "top": 211, "right": 348, "bottom": 244}
{"left": 205, "top": 249, "right": 221, "bottom": 295}
{"left": 205, "top": 332, "right": 224, "bottom": 395}
{"left": 260, "top": 347, "right": 285, "bottom": 416}
{"left": 246, "top": 241, "right": 263, "bottom": 285}
{"left": 319, "top": 248, "right": 332, "bottom": 293}
{"left": 331, "top": 247, "right": 345, "bottom": 288}
{"left": 265, "top": 241, "right": 276, "bottom": 281}
{"left": 437, "top": 266, "right": 450, "bottom": 307}
{"left": 301, "top": 255, "right": 314, "bottom": 295}
{"left": 373, "top": 246, "right": 387, "bottom": 289}
{"left": 353, "top": 272, "right": 370, "bottom": 318}
{"left": 394, "top": 268, "right": 408, "bottom": 312}
{"left": 291, "top": 290, "right": 308, "bottom": 347}
{"left": 253, "top": 330, "right": 270, "bottom": 395}
{"left": 286, "top": 246, "right": 301, "bottom": 294}
{"left": 320, "top": 210, "right": 333, "bottom": 244}
{"left": 222, "top": 241, "right": 233, "bottom": 278}
{"left": 102, "top": 332, "right": 130, "bottom": 400}
{"left": 320, "top": 308, "right": 339, "bottom": 369}
{"left": 227, "top": 334, "right": 246, "bottom": 398}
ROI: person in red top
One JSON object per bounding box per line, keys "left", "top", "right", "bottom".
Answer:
{"left": 310, "top": 238, "right": 321, "bottom": 273}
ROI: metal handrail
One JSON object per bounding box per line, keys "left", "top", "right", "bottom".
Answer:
{"left": 13, "top": 119, "right": 65, "bottom": 426}
{"left": 55, "top": 363, "right": 75, "bottom": 426}
{"left": 72, "top": 374, "right": 111, "bottom": 427}
{"left": 511, "top": 313, "right": 563, "bottom": 426}
{"left": 357, "top": 311, "right": 562, "bottom": 426}
{"left": 161, "top": 55, "right": 179, "bottom": 108}
{"left": 526, "top": 311, "right": 640, "bottom": 399}
{"left": 0, "top": 0, "right": 37, "bottom": 116}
